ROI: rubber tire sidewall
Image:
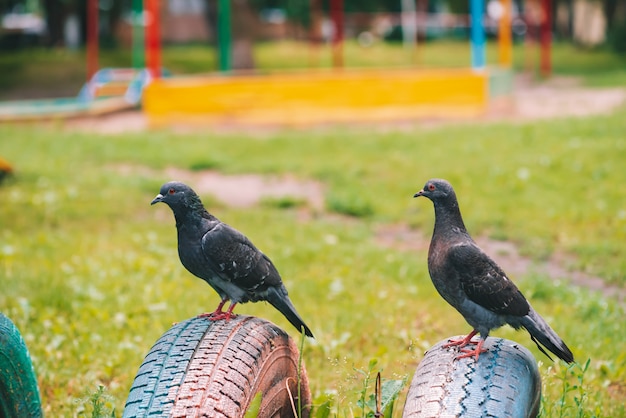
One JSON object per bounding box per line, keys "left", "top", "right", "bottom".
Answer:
{"left": 123, "top": 315, "right": 310, "bottom": 418}
{"left": 0, "top": 313, "right": 43, "bottom": 418}
{"left": 402, "top": 336, "right": 541, "bottom": 418}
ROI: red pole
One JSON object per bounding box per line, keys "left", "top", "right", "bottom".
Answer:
{"left": 86, "top": 0, "right": 98, "bottom": 81}
{"left": 145, "top": 0, "right": 162, "bottom": 79}
{"left": 540, "top": 0, "right": 551, "bottom": 77}
{"left": 330, "top": 0, "right": 344, "bottom": 68}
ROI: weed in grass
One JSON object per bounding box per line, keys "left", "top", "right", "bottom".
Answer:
{"left": 308, "top": 358, "right": 405, "bottom": 418}
{"left": 364, "top": 372, "right": 406, "bottom": 418}
{"left": 354, "top": 359, "right": 406, "bottom": 418}
{"left": 75, "top": 385, "right": 116, "bottom": 418}
{"left": 311, "top": 393, "right": 335, "bottom": 418}
{"left": 540, "top": 359, "right": 599, "bottom": 418}
{"left": 243, "top": 392, "right": 263, "bottom": 418}
{"left": 355, "top": 359, "right": 380, "bottom": 418}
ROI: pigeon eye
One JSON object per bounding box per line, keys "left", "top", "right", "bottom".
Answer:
{"left": 428, "top": 184, "right": 436, "bottom": 191}
{"left": 168, "top": 188, "right": 175, "bottom": 195}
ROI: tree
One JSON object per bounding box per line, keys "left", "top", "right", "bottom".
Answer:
{"left": 41, "top": 0, "right": 65, "bottom": 46}
{"left": 40, "top": 0, "right": 122, "bottom": 48}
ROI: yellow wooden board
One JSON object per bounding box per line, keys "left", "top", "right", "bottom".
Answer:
{"left": 144, "top": 68, "right": 489, "bottom": 126}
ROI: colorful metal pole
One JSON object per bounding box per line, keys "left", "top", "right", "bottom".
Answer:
{"left": 86, "top": 0, "right": 98, "bottom": 81}
{"left": 416, "top": 0, "right": 428, "bottom": 66}
{"left": 132, "top": 0, "right": 145, "bottom": 69}
{"left": 217, "top": 0, "right": 232, "bottom": 72}
{"left": 308, "top": 0, "right": 323, "bottom": 68}
{"left": 470, "top": 0, "right": 486, "bottom": 70}
{"left": 540, "top": 0, "right": 552, "bottom": 77}
{"left": 401, "top": 0, "right": 417, "bottom": 51}
{"left": 330, "top": 0, "right": 344, "bottom": 68}
{"left": 145, "top": 0, "right": 161, "bottom": 78}
{"left": 498, "top": 0, "right": 512, "bottom": 67}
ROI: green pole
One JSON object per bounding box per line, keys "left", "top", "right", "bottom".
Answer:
{"left": 132, "top": 0, "right": 145, "bottom": 69}
{"left": 218, "top": 0, "right": 232, "bottom": 72}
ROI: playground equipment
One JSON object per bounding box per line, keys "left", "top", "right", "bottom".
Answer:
{"left": 141, "top": 0, "right": 520, "bottom": 127}
{"left": 0, "top": 68, "right": 151, "bottom": 122}
{"left": 145, "top": 67, "right": 513, "bottom": 126}
{"left": 0, "top": 0, "right": 161, "bottom": 122}
{"left": 86, "top": 0, "right": 159, "bottom": 79}
{"left": 1, "top": 0, "right": 553, "bottom": 125}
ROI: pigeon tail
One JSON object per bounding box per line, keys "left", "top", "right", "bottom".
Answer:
{"left": 520, "top": 307, "right": 574, "bottom": 363}
{"left": 264, "top": 287, "right": 314, "bottom": 338}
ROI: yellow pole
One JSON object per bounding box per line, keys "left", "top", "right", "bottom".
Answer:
{"left": 498, "top": 0, "right": 512, "bottom": 68}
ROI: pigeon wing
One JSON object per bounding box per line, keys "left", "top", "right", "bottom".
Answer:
{"left": 200, "top": 223, "right": 282, "bottom": 291}
{"left": 447, "top": 243, "right": 530, "bottom": 316}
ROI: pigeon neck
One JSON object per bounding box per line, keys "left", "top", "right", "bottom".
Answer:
{"left": 432, "top": 197, "right": 467, "bottom": 235}
{"left": 172, "top": 198, "right": 210, "bottom": 228}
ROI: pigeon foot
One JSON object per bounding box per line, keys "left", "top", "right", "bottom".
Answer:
{"left": 206, "top": 311, "right": 236, "bottom": 321}
{"left": 443, "top": 330, "right": 479, "bottom": 349}
{"left": 198, "top": 301, "right": 238, "bottom": 321}
{"left": 456, "top": 339, "right": 488, "bottom": 361}
{"left": 197, "top": 311, "right": 222, "bottom": 319}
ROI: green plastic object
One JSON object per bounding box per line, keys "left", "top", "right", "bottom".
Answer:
{"left": 0, "top": 313, "right": 43, "bottom": 418}
{"left": 217, "top": 0, "right": 232, "bottom": 72}
{"left": 132, "top": 0, "right": 145, "bottom": 69}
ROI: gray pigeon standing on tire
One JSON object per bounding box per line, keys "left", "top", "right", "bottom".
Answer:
{"left": 151, "top": 181, "right": 314, "bottom": 337}
{"left": 414, "top": 178, "right": 574, "bottom": 363}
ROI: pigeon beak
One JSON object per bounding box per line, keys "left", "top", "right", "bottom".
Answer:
{"left": 151, "top": 194, "right": 164, "bottom": 205}
{"left": 413, "top": 189, "right": 425, "bottom": 198}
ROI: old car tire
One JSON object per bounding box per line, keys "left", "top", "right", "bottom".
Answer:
{"left": 403, "top": 336, "right": 541, "bottom": 418}
{"left": 0, "top": 313, "right": 43, "bottom": 418}
{"left": 123, "top": 315, "right": 310, "bottom": 418}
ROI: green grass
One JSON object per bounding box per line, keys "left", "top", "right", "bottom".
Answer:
{"left": 1, "top": 106, "right": 626, "bottom": 416}
{"left": 1, "top": 40, "right": 625, "bottom": 100}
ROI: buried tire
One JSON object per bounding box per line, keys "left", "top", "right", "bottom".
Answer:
{"left": 0, "top": 313, "right": 43, "bottom": 418}
{"left": 123, "top": 315, "right": 310, "bottom": 418}
{"left": 402, "top": 336, "right": 541, "bottom": 418}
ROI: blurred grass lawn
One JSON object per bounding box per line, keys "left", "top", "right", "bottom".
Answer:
{"left": 1, "top": 40, "right": 626, "bottom": 100}
{"left": 1, "top": 102, "right": 625, "bottom": 415}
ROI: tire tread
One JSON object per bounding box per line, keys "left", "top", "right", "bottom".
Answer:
{"left": 123, "top": 315, "right": 309, "bottom": 418}
{"left": 402, "top": 336, "right": 541, "bottom": 418}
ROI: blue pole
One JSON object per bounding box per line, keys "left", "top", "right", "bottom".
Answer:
{"left": 470, "top": 0, "right": 485, "bottom": 69}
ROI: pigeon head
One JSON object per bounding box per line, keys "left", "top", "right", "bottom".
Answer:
{"left": 413, "top": 178, "right": 456, "bottom": 203}
{"left": 151, "top": 181, "right": 204, "bottom": 213}
{"left": 414, "top": 178, "right": 466, "bottom": 231}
